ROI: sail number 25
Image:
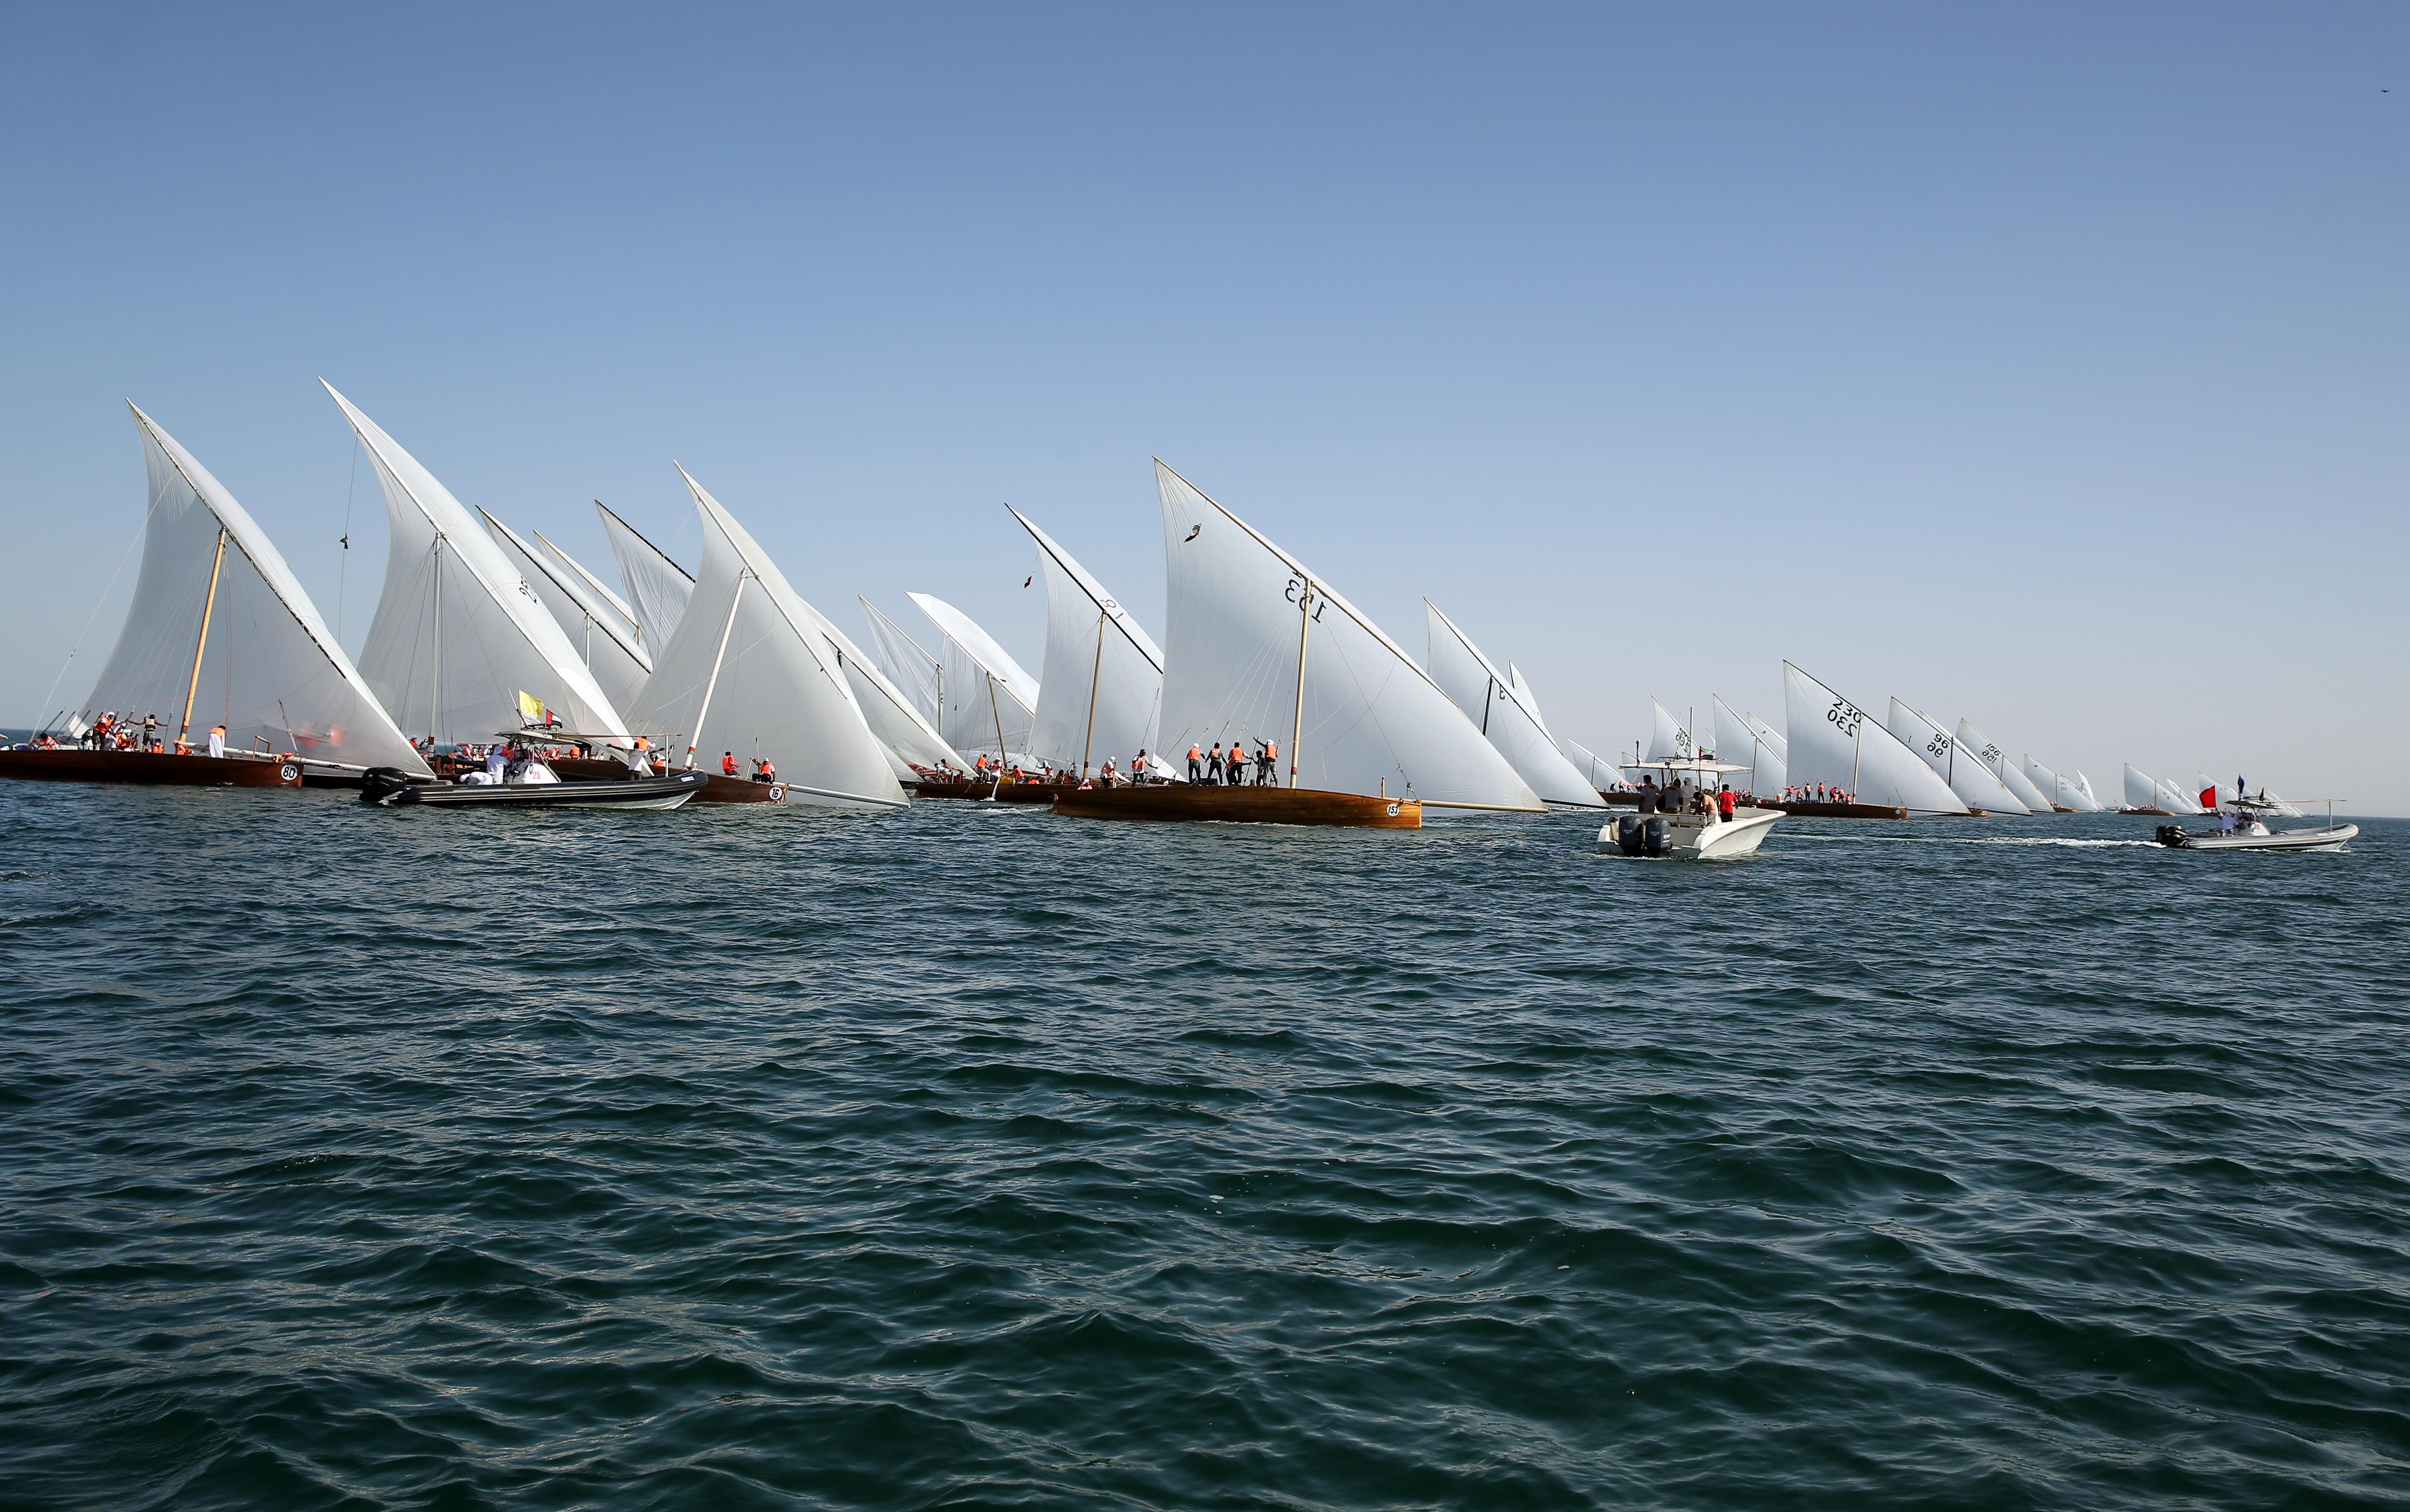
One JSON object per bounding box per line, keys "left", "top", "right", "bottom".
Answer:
{"left": 1826, "top": 700, "right": 1863, "bottom": 738}
{"left": 1283, "top": 576, "right": 1328, "bottom": 622}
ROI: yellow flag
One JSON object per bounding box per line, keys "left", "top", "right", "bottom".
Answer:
{"left": 517, "top": 690, "right": 545, "bottom": 724}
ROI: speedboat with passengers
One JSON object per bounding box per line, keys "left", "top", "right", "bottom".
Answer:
{"left": 359, "top": 746, "right": 706, "bottom": 810}
{"left": 1600, "top": 758, "right": 1781, "bottom": 859}
{"left": 2156, "top": 795, "right": 2354, "bottom": 852}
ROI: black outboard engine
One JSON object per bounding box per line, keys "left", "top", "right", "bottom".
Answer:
{"left": 359, "top": 767, "right": 415, "bottom": 805}
{"left": 1643, "top": 816, "right": 1671, "bottom": 857}
{"left": 2154, "top": 824, "right": 2187, "bottom": 848}
{"left": 1616, "top": 815, "right": 1645, "bottom": 855}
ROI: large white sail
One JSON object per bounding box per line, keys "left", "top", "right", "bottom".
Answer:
{"left": 1886, "top": 699, "right": 2028, "bottom": 812}
{"left": 1712, "top": 696, "right": 1788, "bottom": 797}
{"left": 1645, "top": 698, "right": 1696, "bottom": 762}
{"left": 2123, "top": 764, "right": 2160, "bottom": 810}
{"left": 1782, "top": 663, "right": 1968, "bottom": 812}
{"left": 84, "top": 404, "right": 429, "bottom": 776}
{"left": 1506, "top": 663, "right": 1544, "bottom": 727}
{"left": 908, "top": 592, "right": 1041, "bottom": 763}
{"left": 2025, "top": 755, "right": 2083, "bottom": 812}
{"left": 631, "top": 467, "right": 905, "bottom": 809}
{"left": 1012, "top": 507, "right": 1165, "bottom": 776}
{"left": 1424, "top": 603, "right": 1605, "bottom": 807}
{"left": 2075, "top": 770, "right": 2106, "bottom": 811}
{"left": 1155, "top": 461, "right": 1541, "bottom": 810}
{"left": 533, "top": 530, "right": 643, "bottom": 646}
{"left": 2154, "top": 774, "right": 2205, "bottom": 815}
{"left": 597, "top": 501, "right": 695, "bottom": 655}
{"left": 1955, "top": 719, "right": 2053, "bottom": 812}
{"left": 1559, "top": 736, "right": 1625, "bottom": 794}
{"left": 479, "top": 508, "right": 653, "bottom": 717}
{"left": 326, "top": 383, "right": 630, "bottom": 745}
{"left": 860, "top": 598, "right": 943, "bottom": 726}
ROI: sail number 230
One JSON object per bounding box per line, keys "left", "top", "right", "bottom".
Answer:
{"left": 1283, "top": 576, "right": 1328, "bottom": 622}
{"left": 1826, "top": 700, "right": 1863, "bottom": 738}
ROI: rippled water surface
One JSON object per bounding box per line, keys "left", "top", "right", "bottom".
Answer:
{"left": 2, "top": 784, "right": 2405, "bottom": 1509}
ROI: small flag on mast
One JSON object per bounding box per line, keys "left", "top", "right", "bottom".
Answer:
{"left": 517, "top": 690, "right": 547, "bottom": 726}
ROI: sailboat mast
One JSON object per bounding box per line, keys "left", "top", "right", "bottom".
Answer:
{"left": 1289, "top": 580, "right": 1311, "bottom": 788}
{"left": 687, "top": 571, "right": 749, "bottom": 768}
{"left": 429, "top": 534, "right": 444, "bottom": 743}
{"left": 178, "top": 527, "right": 230, "bottom": 744}
{"left": 986, "top": 673, "right": 1007, "bottom": 798}
{"left": 1080, "top": 607, "right": 1105, "bottom": 778}
{"left": 1850, "top": 717, "right": 1863, "bottom": 800}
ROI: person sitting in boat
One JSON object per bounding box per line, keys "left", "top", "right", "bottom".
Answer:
{"left": 719, "top": 751, "right": 738, "bottom": 777}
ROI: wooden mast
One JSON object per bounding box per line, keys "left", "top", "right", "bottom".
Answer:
{"left": 178, "top": 527, "right": 230, "bottom": 745}
{"left": 986, "top": 672, "right": 1007, "bottom": 798}
{"left": 1289, "top": 579, "right": 1311, "bottom": 788}
{"left": 1079, "top": 607, "right": 1105, "bottom": 779}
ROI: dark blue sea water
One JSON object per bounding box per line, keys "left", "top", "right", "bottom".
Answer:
{"left": 1, "top": 785, "right": 2403, "bottom": 1509}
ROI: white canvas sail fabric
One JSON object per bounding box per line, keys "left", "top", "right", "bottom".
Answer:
{"left": 84, "top": 404, "right": 429, "bottom": 776}
{"left": 597, "top": 501, "right": 695, "bottom": 655}
{"left": 2155, "top": 775, "right": 2205, "bottom": 815}
{"left": 860, "top": 599, "right": 944, "bottom": 726}
{"left": 1712, "top": 696, "right": 1788, "bottom": 797}
{"left": 1955, "top": 720, "right": 2052, "bottom": 812}
{"left": 1646, "top": 698, "right": 1696, "bottom": 762}
{"left": 2123, "top": 764, "right": 2161, "bottom": 810}
{"left": 2075, "top": 771, "right": 2106, "bottom": 811}
{"left": 908, "top": 592, "right": 1041, "bottom": 763}
{"left": 1155, "top": 461, "right": 1541, "bottom": 809}
{"left": 1012, "top": 507, "right": 1166, "bottom": 775}
{"left": 1423, "top": 603, "right": 1605, "bottom": 807}
{"left": 1558, "top": 736, "right": 1625, "bottom": 794}
{"left": 480, "top": 509, "right": 653, "bottom": 716}
{"left": 326, "top": 383, "right": 630, "bottom": 746}
{"left": 1782, "top": 663, "right": 1967, "bottom": 812}
{"left": 767, "top": 589, "right": 958, "bottom": 780}
{"left": 2025, "top": 756, "right": 2082, "bottom": 812}
{"left": 630, "top": 467, "right": 905, "bottom": 809}
{"left": 534, "top": 531, "right": 643, "bottom": 647}
{"left": 1886, "top": 699, "right": 2028, "bottom": 813}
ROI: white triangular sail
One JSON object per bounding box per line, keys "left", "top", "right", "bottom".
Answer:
{"left": 860, "top": 598, "right": 943, "bottom": 727}
{"left": 1712, "top": 696, "right": 1788, "bottom": 797}
{"left": 326, "top": 382, "right": 630, "bottom": 745}
{"left": 1012, "top": 507, "right": 1166, "bottom": 776}
{"left": 1507, "top": 663, "right": 1546, "bottom": 729}
{"left": 1782, "top": 663, "right": 1968, "bottom": 812}
{"left": 84, "top": 404, "right": 429, "bottom": 776}
{"left": 1955, "top": 719, "right": 2053, "bottom": 813}
{"left": 2025, "top": 755, "right": 2083, "bottom": 812}
{"left": 2075, "top": 770, "right": 2106, "bottom": 811}
{"left": 597, "top": 501, "right": 695, "bottom": 655}
{"left": 2042, "top": 760, "right": 2102, "bottom": 812}
{"left": 2155, "top": 774, "right": 2205, "bottom": 815}
{"left": 480, "top": 509, "right": 653, "bottom": 716}
{"left": 533, "top": 530, "right": 643, "bottom": 646}
{"left": 908, "top": 591, "right": 1041, "bottom": 763}
{"left": 630, "top": 467, "right": 905, "bottom": 809}
{"left": 1155, "top": 461, "right": 1541, "bottom": 809}
{"left": 2123, "top": 763, "right": 2161, "bottom": 810}
{"left": 1423, "top": 603, "right": 1605, "bottom": 807}
{"left": 1558, "top": 736, "right": 1626, "bottom": 794}
{"left": 1645, "top": 698, "right": 1696, "bottom": 762}
{"left": 1886, "top": 699, "right": 2028, "bottom": 812}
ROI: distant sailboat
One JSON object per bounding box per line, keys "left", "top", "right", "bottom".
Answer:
{"left": 2074, "top": 770, "right": 2107, "bottom": 812}
{"left": 1956, "top": 719, "right": 2054, "bottom": 813}
{"left": 1148, "top": 460, "right": 1539, "bottom": 810}
{"left": 1645, "top": 698, "right": 1696, "bottom": 763}
{"left": 596, "top": 500, "right": 695, "bottom": 655}
{"left": 534, "top": 529, "right": 645, "bottom": 647}
{"left": 908, "top": 592, "right": 1042, "bottom": 765}
{"left": 1424, "top": 603, "right": 1605, "bottom": 807}
{"left": 1886, "top": 700, "right": 2027, "bottom": 813}
{"left": 860, "top": 598, "right": 944, "bottom": 727}
{"left": 1712, "top": 696, "right": 1788, "bottom": 798}
{"left": 479, "top": 508, "right": 653, "bottom": 715}
{"left": 2024, "top": 755, "right": 2087, "bottom": 812}
{"left": 1012, "top": 506, "right": 1165, "bottom": 778}
{"left": 2122, "top": 763, "right": 2166, "bottom": 812}
{"left": 1782, "top": 663, "right": 1968, "bottom": 814}
{"left": 630, "top": 466, "right": 906, "bottom": 809}
{"left": 325, "top": 382, "right": 631, "bottom": 746}
{"left": 16, "top": 403, "right": 430, "bottom": 786}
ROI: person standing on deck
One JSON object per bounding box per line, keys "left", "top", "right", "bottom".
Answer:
{"left": 1261, "top": 739, "right": 1278, "bottom": 786}
{"left": 142, "top": 712, "right": 159, "bottom": 751}
{"left": 1718, "top": 785, "right": 1736, "bottom": 822}
{"left": 1187, "top": 744, "right": 1203, "bottom": 782}
{"left": 1207, "top": 743, "right": 1224, "bottom": 784}
{"left": 206, "top": 725, "right": 226, "bottom": 759}
{"left": 1227, "top": 744, "right": 1247, "bottom": 785}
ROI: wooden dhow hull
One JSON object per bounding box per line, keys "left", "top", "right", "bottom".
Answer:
{"left": 1758, "top": 799, "right": 1916, "bottom": 820}
{"left": 1051, "top": 783, "right": 1421, "bottom": 828}
{"left": 913, "top": 777, "right": 1075, "bottom": 804}
{"left": 0, "top": 748, "right": 304, "bottom": 788}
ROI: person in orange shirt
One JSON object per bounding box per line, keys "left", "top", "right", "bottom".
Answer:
{"left": 721, "top": 751, "right": 738, "bottom": 776}
{"left": 1262, "top": 739, "right": 1279, "bottom": 786}
{"left": 1187, "top": 744, "right": 1203, "bottom": 783}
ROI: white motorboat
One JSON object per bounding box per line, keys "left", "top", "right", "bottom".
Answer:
{"left": 2155, "top": 796, "right": 2355, "bottom": 852}
{"left": 1598, "top": 758, "right": 1780, "bottom": 859}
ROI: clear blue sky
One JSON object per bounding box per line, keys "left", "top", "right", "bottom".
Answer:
{"left": 4, "top": 4, "right": 2403, "bottom": 808}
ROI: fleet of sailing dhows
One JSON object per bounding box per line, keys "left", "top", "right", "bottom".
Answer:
{"left": 0, "top": 393, "right": 2341, "bottom": 848}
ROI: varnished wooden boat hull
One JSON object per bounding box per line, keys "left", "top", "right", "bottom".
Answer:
{"left": 913, "top": 778, "right": 1074, "bottom": 804}
{"left": 0, "top": 749, "right": 304, "bottom": 788}
{"left": 1758, "top": 800, "right": 1915, "bottom": 820}
{"left": 1051, "top": 784, "right": 1421, "bottom": 828}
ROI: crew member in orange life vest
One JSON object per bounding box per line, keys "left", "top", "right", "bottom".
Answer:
{"left": 1187, "top": 744, "right": 1203, "bottom": 782}
{"left": 755, "top": 757, "right": 777, "bottom": 784}
{"left": 721, "top": 751, "right": 739, "bottom": 776}
{"left": 1206, "top": 743, "right": 1224, "bottom": 783}
{"left": 1261, "top": 738, "right": 1278, "bottom": 785}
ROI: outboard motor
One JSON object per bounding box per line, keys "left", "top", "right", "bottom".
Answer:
{"left": 2154, "top": 824, "right": 2187, "bottom": 848}
{"left": 1616, "top": 815, "right": 1645, "bottom": 856}
{"left": 359, "top": 767, "right": 415, "bottom": 806}
{"left": 1643, "top": 816, "right": 1671, "bottom": 857}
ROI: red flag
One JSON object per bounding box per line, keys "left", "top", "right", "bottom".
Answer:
{"left": 2200, "top": 785, "right": 2218, "bottom": 810}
